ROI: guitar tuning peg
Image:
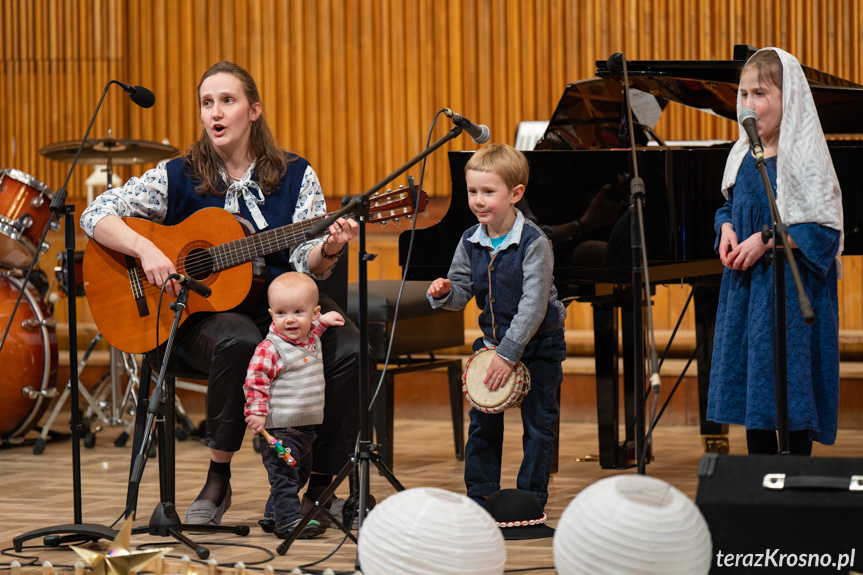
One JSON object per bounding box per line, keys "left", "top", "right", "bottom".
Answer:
{"left": 398, "top": 184, "right": 405, "bottom": 189}
{"left": 379, "top": 220, "right": 388, "bottom": 226}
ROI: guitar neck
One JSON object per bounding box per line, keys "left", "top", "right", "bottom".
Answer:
{"left": 83, "top": 188, "right": 427, "bottom": 354}
{"left": 212, "top": 212, "right": 350, "bottom": 271}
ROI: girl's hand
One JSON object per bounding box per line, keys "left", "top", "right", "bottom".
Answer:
{"left": 726, "top": 231, "right": 770, "bottom": 271}
{"left": 483, "top": 354, "right": 515, "bottom": 391}
{"left": 428, "top": 278, "right": 451, "bottom": 299}
{"left": 718, "top": 223, "right": 739, "bottom": 269}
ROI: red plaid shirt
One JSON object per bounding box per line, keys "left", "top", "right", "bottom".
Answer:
{"left": 244, "top": 320, "right": 328, "bottom": 417}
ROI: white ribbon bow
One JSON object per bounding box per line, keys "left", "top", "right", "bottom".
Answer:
{"left": 223, "top": 165, "right": 269, "bottom": 229}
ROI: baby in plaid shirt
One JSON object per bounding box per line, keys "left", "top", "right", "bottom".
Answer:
{"left": 244, "top": 271, "right": 344, "bottom": 539}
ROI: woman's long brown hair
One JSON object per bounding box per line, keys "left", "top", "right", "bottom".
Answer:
{"left": 184, "top": 61, "right": 292, "bottom": 196}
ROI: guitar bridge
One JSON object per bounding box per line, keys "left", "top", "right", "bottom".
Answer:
{"left": 126, "top": 255, "right": 150, "bottom": 317}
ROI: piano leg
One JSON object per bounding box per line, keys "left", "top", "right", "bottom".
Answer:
{"left": 593, "top": 283, "right": 727, "bottom": 468}
{"left": 593, "top": 304, "right": 634, "bottom": 469}
{"left": 621, "top": 305, "right": 640, "bottom": 466}
{"left": 694, "top": 283, "right": 729, "bottom": 452}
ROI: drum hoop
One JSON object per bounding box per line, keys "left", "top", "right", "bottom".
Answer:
{"left": 1, "top": 168, "right": 53, "bottom": 197}
{"left": 4, "top": 274, "right": 55, "bottom": 437}
{"left": 0, "top": 219, "right": 37, "bottom": 253}
{"left": 0, "top": 217, "right": 25, "bottom": 241}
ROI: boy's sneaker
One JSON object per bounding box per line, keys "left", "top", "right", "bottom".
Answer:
{"left": 258, "top": 517, "right": 275, "bottom": 533}
{"left": 274, "top": 519, "right": 326, "bottom": 539}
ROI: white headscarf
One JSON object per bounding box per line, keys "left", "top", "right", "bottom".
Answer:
{"left": 720, "top": 47, "right": 844, "bottom": 273}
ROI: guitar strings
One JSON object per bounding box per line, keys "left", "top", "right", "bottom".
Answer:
{"left": 125, "top": 216, "right": 336, "bottom": 298}
{"left": 122, "top": 191, "right": 412, "bottom": 298}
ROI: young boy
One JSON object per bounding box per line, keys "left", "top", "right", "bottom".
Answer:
{"left": 244, "top": 271, "right": 345, "bottom": 539}
{"left": 427, "top": 143, "right": 567, "bottom": 509}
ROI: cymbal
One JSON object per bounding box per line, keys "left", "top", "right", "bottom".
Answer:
{"left": 39, "top": 138, "right": 179, "bottom": 165}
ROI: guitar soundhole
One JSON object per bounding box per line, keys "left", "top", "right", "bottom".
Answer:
{"left": 184, "top": 248, "right": 215, "bottom": 281}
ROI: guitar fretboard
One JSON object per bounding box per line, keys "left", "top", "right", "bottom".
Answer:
{"left": 210, "top": 213, "right": 353, "bottom": 271}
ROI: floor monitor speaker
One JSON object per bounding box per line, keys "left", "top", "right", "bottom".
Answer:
{"left": 695, "top": 453, "right": 861, "bottom": 574}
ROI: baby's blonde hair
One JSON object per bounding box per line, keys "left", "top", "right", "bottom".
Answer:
{"left": 268, "top": 271, "right": 318, "bottom": 304}
{"left": 465, "top": 143, "right": 529, "bottom": 191}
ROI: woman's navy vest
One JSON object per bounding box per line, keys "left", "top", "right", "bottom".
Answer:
{"left": 163, "top": 155, "right": 310, "bottom": 288}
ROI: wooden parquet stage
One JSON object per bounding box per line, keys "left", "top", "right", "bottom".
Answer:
{"left": 2, "top": 416, "right": 863, "bottom": 574}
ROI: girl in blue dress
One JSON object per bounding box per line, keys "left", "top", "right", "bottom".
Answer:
{"left": 707, "top": 48, "right": 844, "bottom": 455}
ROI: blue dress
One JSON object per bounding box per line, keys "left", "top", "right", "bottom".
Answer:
{"left": 707, "top": 153, "right": 841, "bottom": 444}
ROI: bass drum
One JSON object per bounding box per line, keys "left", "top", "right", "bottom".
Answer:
{"left": 0, "top": 273, "right": 58, "bottom": 440}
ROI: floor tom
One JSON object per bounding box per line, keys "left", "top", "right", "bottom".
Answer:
{"left": 0, "top": 272, "right": 58, "bottom": 440}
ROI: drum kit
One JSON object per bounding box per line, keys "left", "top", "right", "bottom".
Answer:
{"left": 0, "top": 137, "right": 177, "bottom": 450}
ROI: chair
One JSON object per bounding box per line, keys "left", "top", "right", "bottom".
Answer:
{"left": 348, "top": 280, "right": 465, "bottom": 468}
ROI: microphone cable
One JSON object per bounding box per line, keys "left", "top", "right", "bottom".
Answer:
{"left": 306, "top": 108, "right": 456, "bottom": 567}
{"left": 367, "top": 108, "right": 448, "bottom": 414}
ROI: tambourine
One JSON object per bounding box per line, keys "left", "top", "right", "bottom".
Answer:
{"left": 462, "top": 347, "right": 531, "bottom": 414}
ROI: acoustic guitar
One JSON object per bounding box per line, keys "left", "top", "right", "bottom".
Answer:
{"left": 83, "top": 188, "right": 428, "bottom": 353}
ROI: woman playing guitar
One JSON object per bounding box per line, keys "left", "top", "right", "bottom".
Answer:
{"left": 80, "top": 61, "right": 360, "bottom": 526}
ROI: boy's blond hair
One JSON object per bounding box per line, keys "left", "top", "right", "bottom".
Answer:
{"left": 268, "top": 271, "right": 318, "bottom": 303}
{"left": 465, "top": 143, "right": 529, "bottom": 191}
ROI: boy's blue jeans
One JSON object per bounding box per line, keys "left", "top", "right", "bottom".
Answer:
{"left": 260, "top": 426, "right": 316, "bottom": 530}
{"left": 464, "top": 329, "right": 566, "bottom": 508}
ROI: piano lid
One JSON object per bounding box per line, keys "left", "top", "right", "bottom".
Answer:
{"left": 536, "top": 45, "right": 863, "bottom": 151}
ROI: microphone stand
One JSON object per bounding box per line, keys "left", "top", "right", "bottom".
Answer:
{"left": 277, "top": 123, "right": 465, "bottom": 560}
{"left": 124, "top": 285, "right": 247, "bottom": 559}
{"left": 611, "top": 53, "right": 661, "bottom": 475}
{"left": 13, "top": 81, "right": 124, "bottom": 551}
{"left": 751, "top": 149, "right": 815, "bottom": 454}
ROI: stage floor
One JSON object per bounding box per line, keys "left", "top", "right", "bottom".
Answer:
{"left": 2, "top": 416, "right": 862, "bottom": 573}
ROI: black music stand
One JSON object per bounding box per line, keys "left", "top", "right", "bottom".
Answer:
{"left": 277, "top": 122, "right": 466, "bottom": 561}
{"left": 125, "top": 285, "right": 249, "bottom": 560}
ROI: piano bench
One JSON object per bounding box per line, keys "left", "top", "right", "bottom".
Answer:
{"left": 348, "top": 280, "right": 465, "bottom": 469}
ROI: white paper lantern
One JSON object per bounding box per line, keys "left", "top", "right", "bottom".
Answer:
{"left": 358, "top": 487, "right": 506, "bottom": 575}
{"left": 554, "top": 475, "right": 712, "bottom": 575}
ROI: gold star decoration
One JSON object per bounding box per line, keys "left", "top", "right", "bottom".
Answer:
{"left": 71, "top": 517, "right": 172, "bottom": 575}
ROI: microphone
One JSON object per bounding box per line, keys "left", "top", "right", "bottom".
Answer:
{"left": 606, "top": 52, "right": 625, "bottom": 73}
{"left": 117, "top": 82, "right": 156, "bottom": 109}
{"left": 168, "top": 273, "right": 212, "bottom": 298}
{"left": 739, "top": 107, "right": 764, "bottom": 161}
{"left": 443, "top": 109, "right": 490, "bottom": 144}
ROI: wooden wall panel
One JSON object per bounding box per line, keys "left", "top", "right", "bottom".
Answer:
{"left": 2, "top": 0, "right": 863, "bottom": 351}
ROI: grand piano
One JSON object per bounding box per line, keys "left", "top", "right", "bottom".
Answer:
{"left": 399, "top": 45, "right": 863, "bottom": 469}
